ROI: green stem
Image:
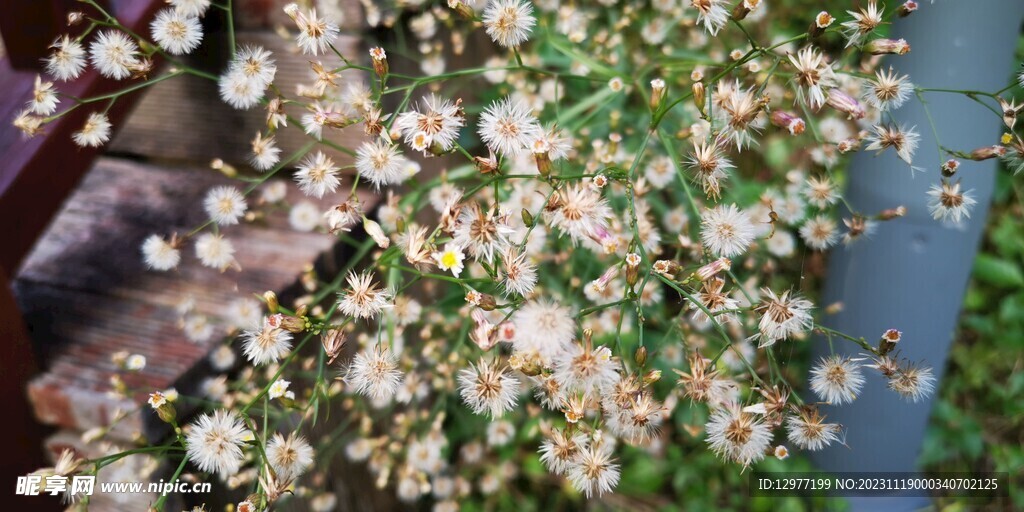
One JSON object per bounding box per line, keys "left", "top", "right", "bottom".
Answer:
{"left": 226, "top": 0, "right": 236, "bottom": 55}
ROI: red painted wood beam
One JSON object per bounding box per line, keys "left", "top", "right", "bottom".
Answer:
{"left": 1, "top": 266, "right": 57, "bottom": 510}
{"left": 0, "top": 0, "right": 164, "bottom": 274}
{"left": 0, "top": 3, "right": 163, "bottom": 509}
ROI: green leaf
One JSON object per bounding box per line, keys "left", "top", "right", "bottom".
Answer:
{"left": 962, "top": 285, "right": 987, "bottom": 311}
{"left": 618, "top": 456, "right": 665, "bottom": 494}
{"left": 972, "top": 254, "right": 1024, "bottom": 288}
{"left": 990, "top": 215, "right": 1024, "bottom": 258}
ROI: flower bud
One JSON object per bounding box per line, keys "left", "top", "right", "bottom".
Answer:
{"left": 448, "top": 0, "right": 475, "bottom": 19}
{"left": 263, "top": 291, "right": 280, "bottom": 313}
{"left": 649, "top": 78, "right": 666, "bottom": 112}
{"left": 532, "top": 139, "right": 552, "bottom": 176}
{"left": 369, "top": 47, "right": 388, "bottom": 78}
{"left": 467, "top": 291, "right": 498, "bottom": 311}
{"left": 148, "top": 391, "right": 176, "bottom": 424}
{"left": 478, "top": 293, "right": 498, "bottom": 311}
{"left": 363, "top": 218, "right": 390, "bottom": 248}
{"left": 865, "top": 38, "right": 911, "bottom": 56}
{"left": 825, "top": 89, "right": 866, "bottom": 119}
{"left": 109, "top": 374, "right": 127, "bottom": 397}
{"left": 634, "top": 346, "right": 648, "bottom": 367}
{"left": 210, "top": 158, "right": 237, "bottom": 178}
{"left": 67, "top": 12, "right": 85, "bottom": 26}
{"left": 770, "top": 110, "right": 806, "bottom": 135}
{"left": 643, "top": 369, "right": 662, "bottom": 385}
{"left": 968, "top": 145, "right": 1007, "bottom": 161}
{"left": 732, "top": 0, "right": 761, "bottom": 21}
{"left": 809, "top": 11, "right": 834, "bottom": 38}
{"left": 473, "top": 155, "right": 499, "bottom": 174}
{"left": 877, "top": 206, "right": 907, "bottom": 221}
{"left": 897, "top": 0, "right": 918, "bottom": 17}
{"left": 470, "top": 309, "right": 497, "bottom": 351}
{"left": 322, "top": 329, "right": 347, "bottom": 365}
{"left": 692, "top": 82, "right": 706, "bottom": 118}
{"left": 625, "top": 253, "right": 641, "bottom": 286}
{"left": 269, "top": 313, "right": 306, "bottom": 333}
{"left": 941, "top": 159, "right": 960, "bottom": 178}
{"left": 510, "top": 351, "right": 544, "bottom": 377}
{"left": 608, "top": 133, "right": 622, "bottom": 154}
{"left": 696, "top": 257, "right": 731, "bottom": 281}
{"left": 878, "top": 328, "right": 901, "bottom": 356}
{"left": 521, "top": 208, "right": 535, "bottom": 227}
{"left": 652, "top": 259, "right": 680, "bottom": 276}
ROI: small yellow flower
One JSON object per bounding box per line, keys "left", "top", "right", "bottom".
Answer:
{"left": 434, "top": 244, "right": 466, "bottom": 277}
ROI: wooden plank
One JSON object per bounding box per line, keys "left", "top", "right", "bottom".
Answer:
{"left": 110, "top": 31, "right": 366, "bottom": 164}
{"left": 235, "top": 0, "right": 363, "bottom": 31}
{"left": 16, "top": 157, "right": 376, "bottom": 439}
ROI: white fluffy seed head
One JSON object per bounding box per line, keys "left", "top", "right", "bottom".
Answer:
{"left": 46, "top": 35, "right": 87, "bottom": 82}
{"left": 344, "top": 346, "right": 403, "bottom": 401}
{"left": 457, "top": 359, "right": 520, "bottom": 418}
{"left": 355, "top": 140, "right": 408, "bottom": 190}
{"left": 89, "top": 30, "right": 139, "bottom": 80}
{"left": 203, "top": 186, "right": 247, "bottom": 226}
{"left": 478, "top": 97, "right": 542, "bottom": 156}
{"left": 241, "top": 319, "right": 294, "bottom": 365}
{"left": 482, "top": 0, "right": 536, "bottom": 48}
{"left": 705, "top": 403, "right": 773, "bottom": 466}
{"left": 565, "top": 438, "right": 620, "bottom": 498}
{"left": 141, "top": 234, "right": 181, "bottom": 271}
{"left": 72, "top": 112, "right": 112, "bottom": 148}
{"left": 700, "top": 204, "right": 755, "bottom": 257}
{"left": 194, "top": 233, "right": 237, "bottom": 270}
{"left": 185, "top": 410, "right": 248, "bottom": 477}
{"left": 295, "top": 151, "right": 342, "bottom": 198}
{"left": 151, "top": 8, "right": 204, "bottom": 55}
{"left": 266, "top": 433, "right": 314, "bottom": 481}
{"left": 809, "top": 355, "right": 865, "bottom": 405}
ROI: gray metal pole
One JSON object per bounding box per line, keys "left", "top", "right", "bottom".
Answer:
{"left": 808, "top": 2, "right": 1024, "bottom": 510}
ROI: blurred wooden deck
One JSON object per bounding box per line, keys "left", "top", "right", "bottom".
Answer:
{"left": 16, "top": 158, "right": 365, "bottom": 436}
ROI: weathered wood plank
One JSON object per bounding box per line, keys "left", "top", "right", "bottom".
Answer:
{"left": 110, "top": 31, "right": 366, "bottom": 164}
{"left": 16, "top": 156, "right": 376, "bottom": 439}
{"left": 235, "top": 0, "right": 363, "bottom": 31}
